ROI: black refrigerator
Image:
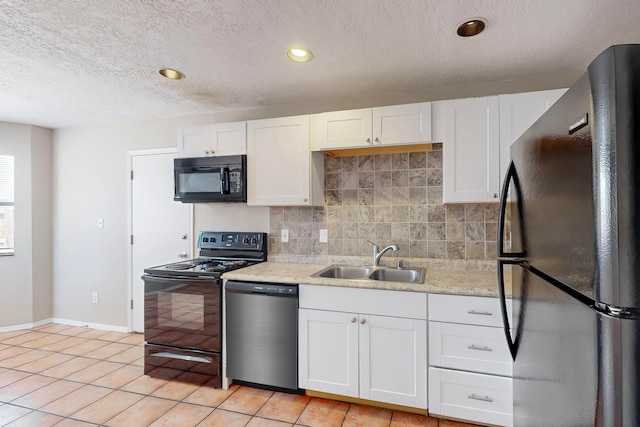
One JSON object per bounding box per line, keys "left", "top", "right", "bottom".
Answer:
{"left": 497, "top": 44, "right": 640, "bottom": 426}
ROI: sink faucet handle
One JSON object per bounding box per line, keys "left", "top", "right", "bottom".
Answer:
{"left": 366, "top": 239, "right": 379, "bottom": 251}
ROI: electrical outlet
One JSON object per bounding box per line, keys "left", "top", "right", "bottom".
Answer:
{"left": 92, "top": 292, "right": 98, "bottom": 304}
{"left": 281, "top": 229, "right": 289, "bottom": 243}
{"left": 97, "top": 218, "right": 104, "bottom": 229}
{"left": 319, "top": 229, "right": 328, "bottom": 243}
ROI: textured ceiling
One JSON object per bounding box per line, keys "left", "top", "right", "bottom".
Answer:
{"left": 1, "top": 0, "right": 639, "bottom": 129}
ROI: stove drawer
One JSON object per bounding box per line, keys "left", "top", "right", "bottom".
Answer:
{"left": 144, "top": 344, "right": 221, "bottom": 387}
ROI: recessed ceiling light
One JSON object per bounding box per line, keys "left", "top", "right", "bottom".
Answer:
{"left": 455, "top": 17, "right": 487, "bottom": 37}
{"left": 159, "top": 68, "right": 185, "bottom": 80}
{"left": 287, "top": 47, "right": 313, "bottom": 63}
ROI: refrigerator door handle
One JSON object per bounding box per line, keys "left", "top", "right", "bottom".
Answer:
{"left": 498, "top": 161, "right": 525, "bottom": 259}
{"left": 497, "top": 161, "right": 520, "bottom": 360}
{"left": 498, "top": 260, "right": 516, "bottom": 360}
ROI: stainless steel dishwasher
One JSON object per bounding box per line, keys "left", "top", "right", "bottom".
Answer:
{"left": 225, "top": 280, "right": 299, "bottom": 391}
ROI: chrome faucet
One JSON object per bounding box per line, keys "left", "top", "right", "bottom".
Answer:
{"left": 366, "top": 240, "right": 399, "bottom": 266}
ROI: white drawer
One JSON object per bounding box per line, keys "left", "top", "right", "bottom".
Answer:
{"left": 429, "top": 367, "right": 513, "bottom": 427}
{"left": 429, "top": 294, "right": 510, "bottom": 327}
{"left": 299, "top": 284, "right": 427, "bottom": 320}
{"left": 429, "top": 322, "right": 512, "bottom": 376}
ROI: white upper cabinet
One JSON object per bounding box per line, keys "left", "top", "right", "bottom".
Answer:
{"left": 177, "top": 121, "right": 247, "bottom": 157}
{"left": 498, "top": 89, "right": 567, "bottom": 183}
{"left": 443, "top": 96, "right": 501, "bottom": 203}
{"left": 311, "top": 102, "right": 432, "bottom": 150}
{"left": 247, "top": 115, "right": 324, "bottom": 206}
{"left": 442, "top": 89, "right": 567, "bottom": 204}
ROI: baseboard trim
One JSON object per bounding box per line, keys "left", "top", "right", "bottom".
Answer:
{"left": 304, "top": 390, "right": 426, "bottom": 415}
{"left": 50, "top": 318, "right": 129, "bottom": 333}
{"left": 0, "top": 318, "right": 52, "bottom": 333}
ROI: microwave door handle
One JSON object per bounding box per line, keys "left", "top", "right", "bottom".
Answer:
{"left": 221, "top": 167, "right": 230, "bottom": 194}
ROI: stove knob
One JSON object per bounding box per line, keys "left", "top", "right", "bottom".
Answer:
{"left": 250, "top": 237, "right": 258, "bottom": 245}
{"left": 242, "top": 236, "right": 250, "bottom": 245}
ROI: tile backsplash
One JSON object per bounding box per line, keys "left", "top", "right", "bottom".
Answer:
{"left": 269, "top": 145, "right": 499, "bottom": 261}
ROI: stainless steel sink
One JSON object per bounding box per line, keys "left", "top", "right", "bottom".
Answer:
{"left": 313, "top": 265, "right": 372, "bottom": 279}
{"left": 310, "top": 265, "right": 425, "bottom": 284}
{"left": 368, "top": 268, "right": 423, "bottom": 283}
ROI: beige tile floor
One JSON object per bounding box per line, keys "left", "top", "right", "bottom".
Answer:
{"left": 0, "top": 323, "right": 480, "bottom": 427}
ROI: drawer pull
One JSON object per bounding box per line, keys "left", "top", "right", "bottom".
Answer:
{"left": 467, "top": 310, "right": 493, "bottom": 316}
{"left": 468, "top": 344, "right": 493, "bottom": 352}
{"left": 468, "top": 393, "right": 494, "bottom": 403}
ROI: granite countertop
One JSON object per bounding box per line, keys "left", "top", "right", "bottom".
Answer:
{"left": 222, "top": 261, "right": 511, "bottom": 298}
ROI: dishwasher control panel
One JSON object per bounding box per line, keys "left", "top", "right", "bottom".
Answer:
{"left": 225, "top": 281, "right": 298, "bottom": 296}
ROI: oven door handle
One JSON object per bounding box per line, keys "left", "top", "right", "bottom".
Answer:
{"left": 142, "top": 274, "right": 217, "bottom": 283}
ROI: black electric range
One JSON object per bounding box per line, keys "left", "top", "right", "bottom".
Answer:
{"left": 142, "top": 231, "right": 267, "bottom": 387}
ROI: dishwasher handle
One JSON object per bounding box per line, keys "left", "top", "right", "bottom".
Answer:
{"left": 225, "top": 280, "right": 298, "bottom": 297}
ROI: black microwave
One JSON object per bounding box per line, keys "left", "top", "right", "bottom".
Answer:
{"left": 174, "top": 155, "right": 247, "bottom": 203}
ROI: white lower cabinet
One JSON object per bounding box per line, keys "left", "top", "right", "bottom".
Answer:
{"left": 298, "top": 308, "right": 359, "bottom": 397}
{"left": 429, "top": 367, "right": 512, "bottom": 427}
{"left": 298, "top": 285, "right": 427, "bottom": 409}
{"left": 428, "top": 293, "right": 513, "bottom": 427}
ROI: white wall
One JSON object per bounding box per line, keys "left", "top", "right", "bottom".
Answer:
{"left": 30, "top": 127, "right": 54, "bottom": 321}
{"left": 0, "top": 123, "right": 53, "bottom": 328}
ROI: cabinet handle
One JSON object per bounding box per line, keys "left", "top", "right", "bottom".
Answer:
{"left": 205, "top": 150, "right": 210, "bottom": 154}
{"left": 351, "top": 317, "right": 357, "bottom": 323}
{"left": 492, "top": 193, "right": 498, "bottom": 198}
{"left": 374, "top": 137, "right": 380, "bottom": 143}
{"left": 360, "top": 318, "right": 366, "bottom": 325}
{"left": 468, "top": 344, "right": 493, "bottom": 352}
{"left": 303, "top": 198, "right": 308, "bottom": 203}
{"left": 468, "top": 393, "right": 493, "bottom": 403}
{"left": 467, "top": 310, "right": 493, "bottom": 316}
{"left": 366, "top": 138, "right": 371, "bottom": 143}
{"left": 181, "top": 234, "right": 188, "bottom": 240}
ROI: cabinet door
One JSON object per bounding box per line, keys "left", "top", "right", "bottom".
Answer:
{"left": 212, "top": 121, "right": 247, "bottom": 156}
{"left": 443, "top": 96, "right": 500, "bottom": 203}
{"left": 498, "top": 89, "right": 566, "bottom": 182}
{"left": 177, "top": 125, "right": 213, "bottom": 157}
{"left": 298, "top": 308, "right": 359, "bottom": 397}
{"left": 359, "top": 314, "right": 427, "bottom": 408}
{"left": 373, "top": 102, "right": 432, "bottom": 145}
{"left": 311, "top": 109, "right": 372, "bottom": 150}
{"left": 247, "top": 115, "right": 314, "bottom": 205}
{"left": 177, "top": 122, "right": 247, "bottom": 157}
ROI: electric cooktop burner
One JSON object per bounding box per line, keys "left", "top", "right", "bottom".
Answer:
{"left": 143, "top": 231, "right": 267, "bottom": 279}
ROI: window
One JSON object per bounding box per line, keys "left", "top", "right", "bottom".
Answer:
{"left": 0, "top": 155, "right": 14, "bottom": 255}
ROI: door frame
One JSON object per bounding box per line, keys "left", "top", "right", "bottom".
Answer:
{"left": 126, "top": 148, "right": 194, "bottom": 332}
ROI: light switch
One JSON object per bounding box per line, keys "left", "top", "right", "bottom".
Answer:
{"left": 97, "top": 218, "right": 104, "bottom": 229}
{"left": 319, "top": 229, "right": 328, "bottom": 243}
